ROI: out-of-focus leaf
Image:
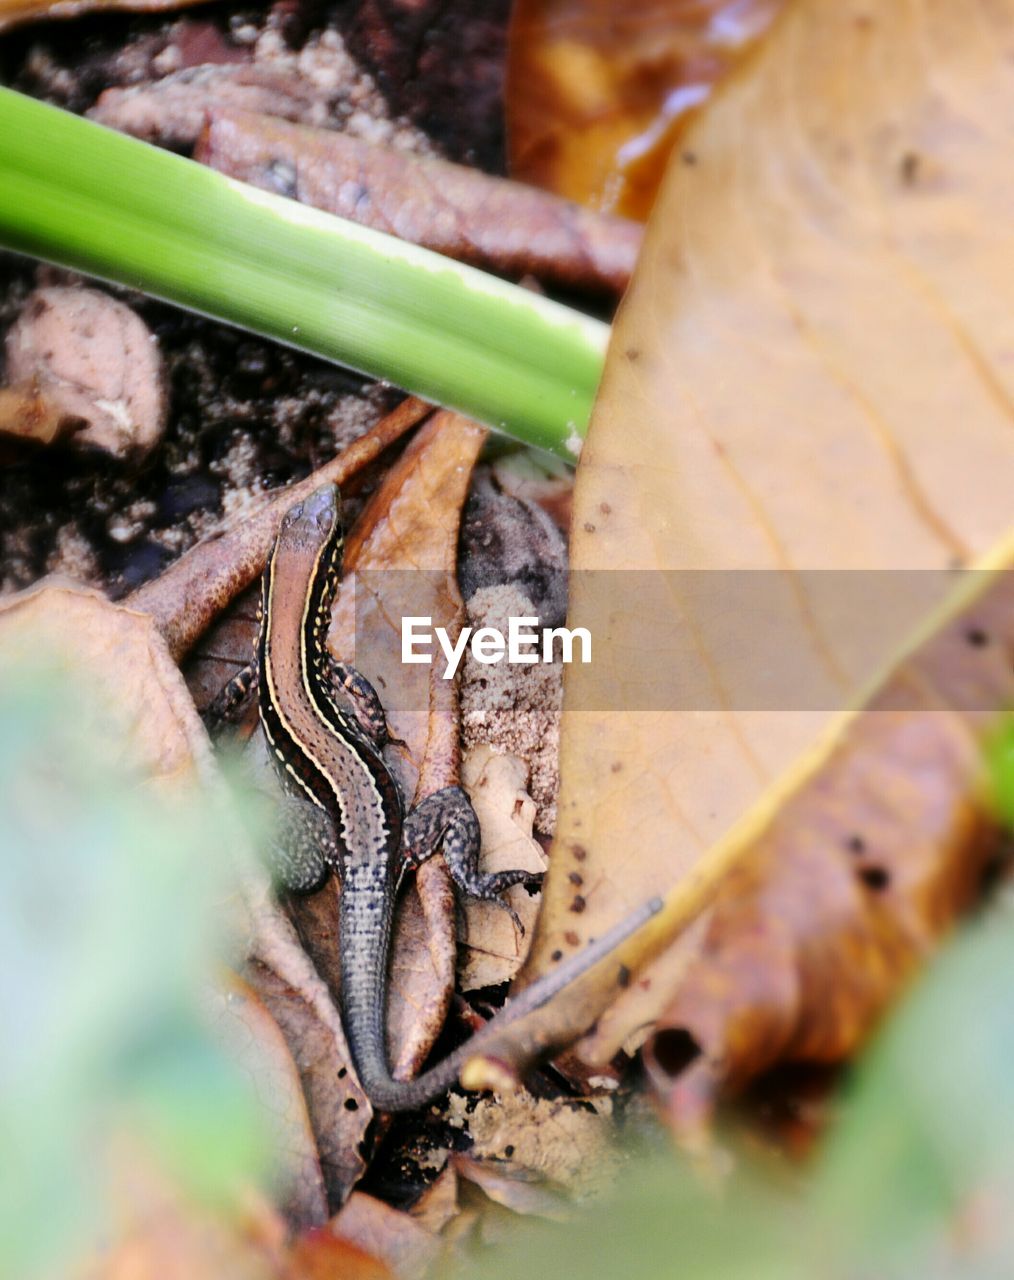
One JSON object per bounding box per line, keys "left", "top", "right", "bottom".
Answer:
{"left": 0, "top": 0, "right": 205, "bottom": 35}
{"left": 455, "top": 905, "right": 1014, "bottom": 1279}
{"left": 519, "top": 0, "right": 1014, "bottom": 1071}
{"left": 0, "top": 580, "right": 215, "bottom": 795}
{"left": 0, "top": 663, "right": 272, "bottom": 1279}
{"left": 810, "top": 915, "right": 1014, "bottom": 1277}
{"left": 507, "top": 0, "right": 782, "bottom": 218}
{"left": 325, "top": 1192, "right": 440, "bottom": 1280}
{"left": 285, "top": 1228, "right": 394, "bottom": 1280}
{"left": 211, "top": 974, "right": 329, "bottom": 1230}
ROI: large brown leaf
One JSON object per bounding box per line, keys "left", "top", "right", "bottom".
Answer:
{"left": 519, "top": 0, "right": 1014, "bottom": 1064}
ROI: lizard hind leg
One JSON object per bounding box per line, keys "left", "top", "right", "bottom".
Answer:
{"left": 400, "top": 786, "right": 542, "bottom": 935}
{"left": 267, "top": 792, "right": 342, "bottom": 895}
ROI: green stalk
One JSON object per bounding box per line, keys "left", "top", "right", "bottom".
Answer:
{"left": 0, "top": 87, "right": 609, "bottom": 458}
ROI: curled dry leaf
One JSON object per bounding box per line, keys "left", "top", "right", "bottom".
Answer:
{"left": 458, "top": 746, "right": 548, "bottom": 992}
{"left": 286, "top": 411, "right": 486, "bottom": 1096}
{"left": 196, "top": 109, "right": 642, "bottom": 296}
{"left": 240, "top": 844, "right": 372, "bottom": 1208}
{"left": 645, "top": 565, "right": 1014, "bottom": 1138}
{"left": 519, "top": 0, "right": 1014, "bottom": 1077}
{"left": 507, "top": 0, "right": 783, "bottom": 218}
{"left": 5, "top": 287, "right": 166, "bottom": 458}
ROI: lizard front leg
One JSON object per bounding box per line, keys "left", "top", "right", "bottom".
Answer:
{"left": 323, "top": 657, "right": 405, "bottom": 752}
{"left": 205, "top": 658, "right": 258, "bottom": 731}
{"left": 400, "top": 786, "right": 542, "bottom": 934}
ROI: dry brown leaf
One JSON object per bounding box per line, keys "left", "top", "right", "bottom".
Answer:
{"left": 211, "top": 975, "right": 329, "bottom": 1230}
{"left": 326, "top": 1193, "right": 440, "bottom": 1280}
{"left": 87, "top": 66, "right": 339, "bottom": 149}
{"left": 287, "top": 411, "right": 485, "bottom": 1101}
{"left": 644, "top": 567, "right": 1014, "bottom": 1138}
{"left": 195, "top": 109, "right": 641, "bottom": 295}
{"left": 245, "top": 957, "right": 370, "bottom": 1207}
{"left": 0, "top": 580, "right": 213, "bottom": 796}
{"left": 507, "top": 0, "right": 782, "bottom": 218}
{"left": 518, "top": 0, "right": 1014, "bottom": 1071}
{"left": 5, "top": 286, "right": 166, "bottom": 458}
{"left": 458, "top": 746, "right": 547, "bottom": 992}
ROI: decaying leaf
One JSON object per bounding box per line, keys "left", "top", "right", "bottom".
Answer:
{"left": 5, "top": 286, "right": 166, "bottom": 458}
{"left": 195, "top": 109, "right": 641, "bottom": 295}
{"left": 458, "top": 747, "right": 547, "bottom": 991}
{"left": 239, "top": 853, "right": 372, "bottom": 1208}
{"left": 519, "top": 0, "right": 1014, "bottom": 1079}
{"left": 507, "top": 0, "right": 782, "bottom": 218}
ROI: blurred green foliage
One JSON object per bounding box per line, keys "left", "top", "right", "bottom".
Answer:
{"left": 985, "top": 716, "right": 1014, "bottom": 830}
{"left": 0, "top": 664, "right": 273, "bottom": 1278}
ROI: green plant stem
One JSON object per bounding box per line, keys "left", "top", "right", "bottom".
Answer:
{"left": 0, "top": 88, "right": 610, "bottom": 458}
